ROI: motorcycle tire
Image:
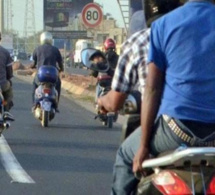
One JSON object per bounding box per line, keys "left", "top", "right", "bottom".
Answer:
{"left": 41, "top": 110, "right": 49, "bottom": 127}
{"left": 107, "top": 116, "right": 113, "bottom": 128}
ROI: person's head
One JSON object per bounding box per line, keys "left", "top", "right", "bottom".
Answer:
{"left": 142, "top": 0, "right": 182, "bottom": 27}
{"left": 104, "top": 38, "right": 116, "bottom": 51}
{"left": 89, "top": 50, "right": 106, "bottom": 64}
{"left": 40, "top": 31, "right": 53, "bottom": 45}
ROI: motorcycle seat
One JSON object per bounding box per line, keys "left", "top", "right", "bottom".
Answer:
{"left": 142, "top": 147, "right": 215, "bottom": 169}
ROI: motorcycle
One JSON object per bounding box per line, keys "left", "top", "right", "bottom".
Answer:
{"left": 33, "top": 65, "right": 58, "bottom": 127}
{"left": 120, "top": 93, "right": 215, "bottom": 194}
{"left": 120, "top": 90, "right": 141, "bottom": 142}
{"left": 136, "top": 146, "right": 215, "bottom": 195}
{"left": 81, "top": 48, "right": 117, "bottom": 128}
{"left": 0, "top": 90, "right": 14, "bottom": 135}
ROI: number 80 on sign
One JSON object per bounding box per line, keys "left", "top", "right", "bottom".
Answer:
{"left": 81, "top": 3, "right": 103, "bottom": 28}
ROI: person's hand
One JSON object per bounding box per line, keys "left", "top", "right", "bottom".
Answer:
{"left": 97, "top": 98, "right": 108, "bottom": 114}
{"left": 133, "top": 146, "right": 149, "bottom": 174}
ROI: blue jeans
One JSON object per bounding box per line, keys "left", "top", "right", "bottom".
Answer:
{"left": 111, "top": 116, "right": 215, "bottom": 195}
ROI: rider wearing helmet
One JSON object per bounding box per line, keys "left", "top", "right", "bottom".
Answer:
{"left": 103, "top": 38, "right": 119, "bottom": 70}
{"left": 31, "top": 31, "right": 64, "bottom": 110}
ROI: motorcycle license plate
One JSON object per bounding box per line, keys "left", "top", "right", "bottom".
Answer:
{"left": 41, "top": 101, "right": 51, "bottom": 111}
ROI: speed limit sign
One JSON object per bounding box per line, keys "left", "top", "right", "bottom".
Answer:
{"left": 81, "top": 3, "right": 103, "bottom": 28}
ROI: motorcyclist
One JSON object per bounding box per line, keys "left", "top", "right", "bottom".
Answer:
{"left": 101, "top": 0, "right": 215, "bottom": 194}
{"left": 0, "top": 32, "right": 14, "bottom": 111}
{"left": 31, "top": 31, "right": 64, "bottom": 111}
{"left": 97, "top": 0, "right": 184, "bottom": 194}
{"left": 134, "top": 0, "right": 215, "bottom": 170}
{"left": 88, "top": 49, "right": 114, "bottom": 102}
{"left": 103, "top": 38, "right": 119, "bottom": 70}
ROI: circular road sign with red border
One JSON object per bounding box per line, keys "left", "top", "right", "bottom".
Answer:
{"left": 81, "top": 3, "right": 103, "bottom": 28}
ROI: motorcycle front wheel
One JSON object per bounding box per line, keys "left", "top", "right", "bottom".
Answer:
{"left": 41, "top": 110, "right": 49, "bottom": 127}
{"left": 107, "top": 116, "right": 113, "bottom": 128}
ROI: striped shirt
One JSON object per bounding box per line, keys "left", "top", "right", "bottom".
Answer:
{"left": 111, "top": 28, "right": 150, "bottom": 96}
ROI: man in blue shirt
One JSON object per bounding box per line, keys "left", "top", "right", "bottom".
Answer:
{"left": 134, "top": 0, "right": 215, "bottom": 172}
{"left": 108, "top": 0, "right": 215, "bottom": 194}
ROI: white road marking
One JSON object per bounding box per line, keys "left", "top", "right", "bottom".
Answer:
{"left": 0, "top": 135, "right": 35, "bottom": 183}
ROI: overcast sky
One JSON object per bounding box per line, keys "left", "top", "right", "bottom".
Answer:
{"left": 10, "top": 0, "right": 124, "bottom": 36}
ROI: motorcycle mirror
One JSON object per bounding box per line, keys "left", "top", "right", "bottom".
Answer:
{"left": 81, "top": 48, "right": 110, "bottom": 73}
{"left": 81, "top": 48, "right": 94, "bottom": 68}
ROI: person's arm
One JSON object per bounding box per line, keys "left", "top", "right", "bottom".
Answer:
{"left": 31, "top": 49, "right": 37, "bottom": 68}
{"left": 97, "top": 29, "right": 149, "bottom": 113}
{"left": 89, "top": 70, "right": 98, "bottom": 78}
{"left": 6, "top": 53, "right": 13, "bottom": 81}
{"left": 133, "top": 63, "right": 164, "bottom": 172}
{"left": 56, "top": 49, "right": 64, "bottom": 72}
{"left": 133, "top": 21, "right": 166, "bottom": 173}
{"left": 97, "top": 90, "right": 127, "bottom": 112}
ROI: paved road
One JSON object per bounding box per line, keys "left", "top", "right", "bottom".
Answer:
{"left": 0, "top": 77, "right": 122, "bottom": 195}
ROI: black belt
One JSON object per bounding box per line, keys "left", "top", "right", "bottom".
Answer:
{"left": 162, "top": 115, "right": 215, "bottom": 146}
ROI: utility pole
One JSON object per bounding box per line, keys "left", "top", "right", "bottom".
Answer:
{"left": 4, "top": 0, "right": 13, "bottom": 33}
{"left": 117, "top": 0, "right": 130, "bottom": 35}
{"left": 0, "top": 0, "right": 4, "bottom": 33}
{"left": 23, "top": 0, "right": 36, "bottom": 54}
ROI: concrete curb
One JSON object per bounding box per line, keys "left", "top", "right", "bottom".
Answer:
{"left": 61, "top": 79, "right": 94, "bottom": 97}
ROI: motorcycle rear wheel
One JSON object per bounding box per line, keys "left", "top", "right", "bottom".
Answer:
{"left": 41, "top": 110, "right": 49, "bottom": 127}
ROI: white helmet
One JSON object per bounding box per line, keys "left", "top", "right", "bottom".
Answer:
{"left": 40, "top": 31, "right": 53, "bottom": 45}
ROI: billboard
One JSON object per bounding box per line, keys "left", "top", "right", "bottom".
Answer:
{"left": 44, "top": 0, "right": 93, "bottom": 30}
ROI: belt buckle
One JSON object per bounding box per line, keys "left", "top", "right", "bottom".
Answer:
{"left": 163, "top": 114, "right": 171, "bottom": 123}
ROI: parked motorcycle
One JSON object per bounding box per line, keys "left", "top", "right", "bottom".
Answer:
{"left": 0, "top": 90, "right": 14, "bottom": 135}
{"left": 136, "top": 147, "right": 215, "bottom": 195}
{"left": 81, "top": 48, "right": 117, "bottom": 128}
{"left": 33, "top": 65, "right": 58, "bottom": 127}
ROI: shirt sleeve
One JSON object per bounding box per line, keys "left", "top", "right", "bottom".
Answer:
{"left": 111, "top": 41, "right": 134, "bottom": 94}
{"left": 148, "top": 21, "right": 166, "bottom": 72}
{"left": 111, "top": 30, "right": 149, "bottom": 94}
